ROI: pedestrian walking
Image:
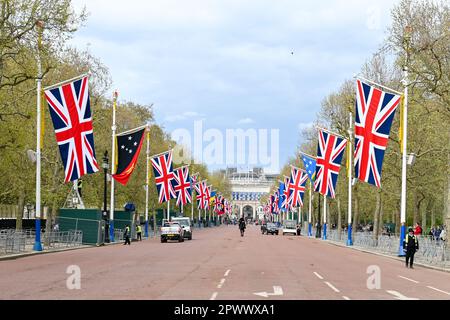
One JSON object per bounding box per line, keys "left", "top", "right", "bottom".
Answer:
{"left": 414, "top": 223, "right": 422, "bottom": 237}
{"left": 429, "top": 227, "right": 435, "bottom": 240}
{"left": 439, "top": 226, "right": 447, "bottom": 242}
{"left": 136, "top": 224, "right": 142, "bottom": 241}
{"left": 403, "top": 227, "right": 419, "bottom": 268}
{"left": 238, "top": 216, "right": 246, "bottom": 237}
{"left": 434, "top": 227, "right": 442, "bottom": 243}
{"left": 123, "top": 225, "right": 131, "bottom": 245}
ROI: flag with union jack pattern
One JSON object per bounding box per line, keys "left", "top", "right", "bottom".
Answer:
{"left": 314, "top": 129, "right": 347, "bottom": 198}
{"left": 150, "top": 150, "right": 176, "bottom": 203}
{"left": 288, "top": 166, "right": 308, "bottom": 207}
{"left": 195, "top": 180, "right": 206, "bottom": 209}
{"left": 354, "top": 79, "right": 401, "bottom": 188}
{"left": 173, "top": 166, "right": 192, "bottom": 206}
{"left": 45, "top": 75, "right": 99, "bottom": 182}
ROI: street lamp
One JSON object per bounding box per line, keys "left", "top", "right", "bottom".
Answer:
{"left": 102, "top": 150, "right": 110, "bottom": 243}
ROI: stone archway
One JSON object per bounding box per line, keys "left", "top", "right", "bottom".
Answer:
{"left": 243, "top": 205, "right": 254, "bottom": 221}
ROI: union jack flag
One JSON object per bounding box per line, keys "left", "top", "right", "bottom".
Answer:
{"left": 272, "top": 191, "right": 280, "bottom": 214}
{"left": 195, "top": 180, "right": 206, "bottom": 209}
{"left": 354, "top": 80, "right": 401, "bottom": 187}
{"left": 288, "top": 166, "right": 308, "bottom": 207}
{"left": 281, "top": 177, "right": 291, "bottom": 211}
{"left": 45, "top": 76, "right": 99, "bottom": 182}
{"left": 150, "top": 150, "right": 176, "bottom": 203}
{"left": 173, "top": 166, "right": 192, "bottom": 206}
{"left": 190, "top": 173, "right": 199, "bottom": 196}
{"left": 314, "top": 129, "right": 347, "bottom": 198}
{"left": 204, "top": 185, "right": 212, "bottom": 209}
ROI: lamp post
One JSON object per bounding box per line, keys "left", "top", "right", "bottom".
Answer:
{"left": 102, "top": 150, "right": 110, "bottom": 243}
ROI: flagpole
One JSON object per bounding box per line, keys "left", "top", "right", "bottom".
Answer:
{"left": 43, "top": 73, "right": 90, "bottom": 91}
{"left": 167, "top": 200, "right": 170, "bottom": 221}
{"left": 109, "top": 90, "right": 118, "bottom": 242}
{"left": 399, "top": 28, "right": 410, "bottom": 256}
{"left": 191, "top": 189, "right": 194, "bottom": 222}
{"left": 347, "top": 112, "right": 353, "bottom": 246}
{"left": 308, "top": 180, "right": 312, "bottom": 237}
{"left": 355, "top": 75, "right": 403, "bottom": 96}
{"left": 323, "top": 195, "right": 327, "bottom": 240}
{"left": 33, "top": 20, "right": 44, "bottom": 251}
{"left": 145, "top": 129, "right": 150, "bottom": 238}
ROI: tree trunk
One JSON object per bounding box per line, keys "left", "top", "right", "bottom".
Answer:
{"left": 353, "top": 196, "right": 359, "bottom": 241}
{"left": 431, "top": 208, "right": 436, "bottom": 229}
{"left": 445, "top": 129, "right": 450, "bottom": 236}
{"left": 373, "top": 190, "right": 381, "bottom": 242}
{"left": 379, "top": 198, "right": 384, "bottom": 237}
{"left": 16, "top": 189, "right": 25, "bottom": 231}
{"left": 421, "top": 200, "right": 427, "bottom": 235}
{"left": 337, "top": 197, "right": 342, "bottom": 240}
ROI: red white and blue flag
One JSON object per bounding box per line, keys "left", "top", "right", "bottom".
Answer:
{"left": 272, "top": 191, "right": 280, "bottom": 214}
{"left": 196, "top": 180, "right": 207, "bottom": 209}
{"left": 314, "top": 129, "right": 347, "bottom": 198}
{"left": 44, "top": 75, "right": 99, "bottom": 182}
{"left": 288, "top": 166, "right": 308, "bottom": 207}
{"left": 282, "top": 176, "right": 292, "bottom": 210}
{"left": 173, "top": 166, "right": 192, "bottom": 206}
{"left": 204, "top": 185, "right": 212, "bottom": 209}
{"left": 354, "top": 79, "right": 401, "bottom": 188}
{"left": 150, "top": 150, "right": 176, "bottom": 203}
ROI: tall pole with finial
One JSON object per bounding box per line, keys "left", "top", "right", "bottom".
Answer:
{"left": 33, "top": 20, "right": 44, "bottom": 251}
{"left": 109, "top": 90, "right": 118, "bottom": 242}
{"left": 399, "top": 25, "right": 412, "bottom": 256}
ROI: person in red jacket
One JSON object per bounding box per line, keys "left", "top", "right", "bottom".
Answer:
{"left": 414, "top": 223, "right": 423, "bottom": 236}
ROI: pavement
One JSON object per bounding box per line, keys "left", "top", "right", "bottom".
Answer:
{"left": 1, "top": 224, "right": 450, "bottom": 300}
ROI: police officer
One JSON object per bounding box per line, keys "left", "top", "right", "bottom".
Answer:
{"left": 403, "top": 227, "right": 419, "bottom": 268}
{"left": 124, "top": 225, "right": 131, "bottom": 245}
{"left": 136, "top": 224, "right": 142, "bottom": 241}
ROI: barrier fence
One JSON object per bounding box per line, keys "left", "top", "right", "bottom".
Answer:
{"left": 0, "top": 229, "right": 83, "bottom": 255}
{"left": 325, "top": 229, "right": 449, "bottom": 268}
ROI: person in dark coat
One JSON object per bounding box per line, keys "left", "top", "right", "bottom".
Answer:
{"left": 403, "top": 227, "right": 419, "bottom": 268}
{"left": 238, "top": 216, "right": 246, "bottom": 237}
{"left": 123, "top": 225, "right": 131, "bottom": 245}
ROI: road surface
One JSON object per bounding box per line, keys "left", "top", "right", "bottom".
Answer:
{"left": 1, "top": 224, "right": 449, "bottom": 300}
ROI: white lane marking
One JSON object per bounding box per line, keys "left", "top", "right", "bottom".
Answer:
{"left": 210, "top": 292, "right": 218, "bottom": 300}
{"left": 217, "top": 278, "right": 226, "bottom": 288}
{"left": 324, "top": 281, "right": 340, "bottom": 293}
{"left": 313, "top": 272, "right": 324, "bottom": 280}
{"left": 386, "top": 290, "right": 419, "bottom": 300}
{"left": 427, "top": 286, "right": 450, "bottom": 296}
{"left": 254, "top": 286, "right": 283, "bottom": 298}
{"left": 398, "top": 275, "right": 419, "bottom": 283}
{"left": 224, "top": 269, "right": 231, "bottom": 277}
{"left": 342, "top": 296, "right": 351, "bottom": 300}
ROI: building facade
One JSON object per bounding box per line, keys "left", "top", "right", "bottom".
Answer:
{"left": 226, "top": 167, "right": 278, "bottom": 221}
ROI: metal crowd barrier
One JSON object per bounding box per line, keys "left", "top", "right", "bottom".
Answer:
{"left": 0, "top": 229, "right": 83, "bottom": 255}
{"left": 42, "top": 230, "right": 83, "bottom": 250}
{"left": 321, "top": 230, "right": 449, "bottom": 267}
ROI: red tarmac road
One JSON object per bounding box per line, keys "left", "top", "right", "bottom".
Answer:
{"left": 1, "top": 224, "right": 450, "bottom": 300}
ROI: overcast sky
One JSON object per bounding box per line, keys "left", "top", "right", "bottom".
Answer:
{"left": 71, "top": 0, "right": 399, "bottom": 173}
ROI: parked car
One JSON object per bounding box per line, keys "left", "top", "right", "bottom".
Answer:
{"left": 264, "top": 222, "right": 279, "bottom": 235}
{"left": 172, "top": 217, "right": 192, "bottom": 240}
{"left": 282, "top": 220, "right": 297, "bottom": 236}
{"left": 160, "top": 221, "right": 184, "bottom": 243}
